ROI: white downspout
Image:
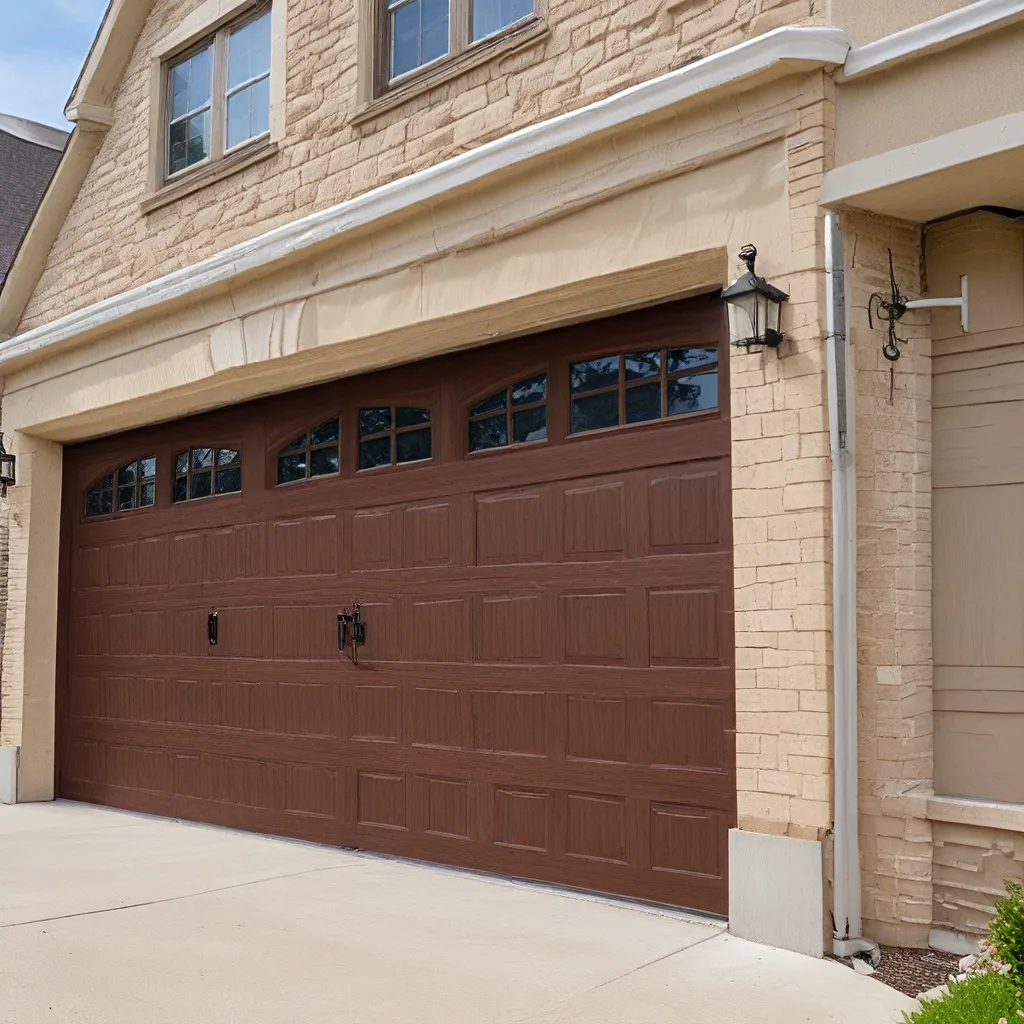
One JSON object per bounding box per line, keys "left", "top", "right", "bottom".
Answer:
{"left": 825, "top": 211, "right": 878, "bottom": 961}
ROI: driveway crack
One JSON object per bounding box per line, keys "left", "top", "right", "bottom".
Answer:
{"left": 0, "top": 861, "right": 366, "bottom": 929}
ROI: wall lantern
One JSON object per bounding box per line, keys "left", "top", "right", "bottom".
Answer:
{"left": 0, "top": 435, "right": 16, "bottom": 497}
{"left": 722, "top": 244, "right": 789, "bottom": 351}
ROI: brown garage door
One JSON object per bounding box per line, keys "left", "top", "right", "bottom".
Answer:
{"left": 57, "top": 296, "right": 735, "bottom": 914}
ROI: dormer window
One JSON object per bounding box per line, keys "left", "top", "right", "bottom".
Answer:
{"left": 165, "top": 5, "right": 271, "bottom": 180}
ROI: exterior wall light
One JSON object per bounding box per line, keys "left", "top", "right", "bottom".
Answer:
{"left": 0, "top": 435, "right": 16, "bottom": 497}
{"left": 722, "top": 244, "right": 789, "bottom": 351}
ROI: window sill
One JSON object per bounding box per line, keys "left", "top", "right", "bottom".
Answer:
{"left": 352, "top": 17, "right": 549, "bottom": 127}
{"left": 927, "top": 794, "right": 1024, "bottom": 834}
{"left": 140, "top": 140, "right": 279, "bottom": 215}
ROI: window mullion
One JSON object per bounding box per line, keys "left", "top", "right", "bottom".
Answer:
{"left": 451, "top": 0, "right": 471, "bottom": 55}
{"left": 211, "top": 27, "right": 229, "bottom": 162}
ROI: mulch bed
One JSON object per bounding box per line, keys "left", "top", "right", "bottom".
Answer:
{"left": 832, "top": 945, "right": 963, "bottom": 998}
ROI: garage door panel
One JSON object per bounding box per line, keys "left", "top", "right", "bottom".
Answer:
{"left": 60, "top": 297, "right": 734, "bottom": 914}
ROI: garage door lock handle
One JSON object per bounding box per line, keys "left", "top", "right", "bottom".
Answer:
{"left": 338, "top": 603, "right": 366, "bottom": 665}
{"left": 208, "top": 610, "right": 218, "bottom": 646}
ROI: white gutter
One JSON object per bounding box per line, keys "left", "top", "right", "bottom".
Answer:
{"left": 0, "top": 25, "right": 850, "bottom": 368}
{"left": 840, "top": 0, "right": 1024, "bottom": 80}
{"left": 825, "top": 212, "right": 878, "bottom": 963}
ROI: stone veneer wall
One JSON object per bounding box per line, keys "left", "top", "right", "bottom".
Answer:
{"left": 731, "top": 77, "right": 835, "bottom": 846}
{"left": 844, "top": 210, "right": 935, "bottom": 947}
{"left": 18, "top": 0, "right": 824, "bottom": 333}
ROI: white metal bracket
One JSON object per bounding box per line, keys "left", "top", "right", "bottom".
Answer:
{"left": 904, "top": 274, "right": 969, "bottom": 333}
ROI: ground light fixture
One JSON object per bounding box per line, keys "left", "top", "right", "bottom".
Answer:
{"left": 0, "top": 435, "right": 15, "bottom": 497}
{"left": 722, "top": 244, "right": 789, "bottom": 351}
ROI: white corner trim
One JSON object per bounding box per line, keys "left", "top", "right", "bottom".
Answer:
{"left": 928, "top": 794, "right": 1024, "bottom": 834}
{"left": 840, "top": 0, "right": 1024, "bottom": 80}
{"left": 821, "top": 109, "right": 1024, "bottom": 207}
{"left": 0, "top": 25, "right": 850, "bottom": 371}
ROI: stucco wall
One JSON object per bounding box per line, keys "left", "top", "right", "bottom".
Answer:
{"left": 17, "top": 0, "right": 825, "bottom": 334}
{"left": 827, "top": 0, "right": 970, "bottom": 45}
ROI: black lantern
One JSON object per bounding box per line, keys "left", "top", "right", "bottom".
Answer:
{"left": 0, "top": 434, "right": 15, "bottom": 497}
{"left": 722, "top": 244, "right": 789, "bottom": 350}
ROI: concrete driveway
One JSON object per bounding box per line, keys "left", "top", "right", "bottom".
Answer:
{"left": 1, "top": 802, "right": 915, "bottom": 1024}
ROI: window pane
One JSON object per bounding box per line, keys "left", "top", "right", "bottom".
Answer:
{"left": 192, "top": 447, "right": 214, "bottom": 469}
{"left": 175, "top": 452, "right": 189, "bottom": 475}
{"left": 140, "top": 456, "right": 157, "bottom": 479}
{"left": 228, "top": 10, "right": 271, "bottom": 90}
{"left": 421, "top": 0, "right": 449, "bottom": 64}
{"left": 668, "top": 372, "right": 718, "bottom": 416}
{"left": 570, "top": 391, "right": 618, "bottom": 433}
{"left": 282, "top": 433, "right": 307, "bottom": 453}
{"left": 215, "top": 466, "right": 242, "bottom": 494}
{"left": 396, "top": 427, "right": 431, "bottom": 464}
{"left": 171, "top": 63, "right": 191, "bottom": 120}
{"left": 99, "top": 475, "right": 114, "bottom": 491}
{"left": 360, "top": 436, "right": 392, "bottom": 470}
{"left": 278, "top": 452, "right": 307, "bottom": 484}
{"left": 310, "top": 447, "right": 339, "bottom": 477}
{"left": 473, "top": 0, "right": 532, "bottom": 38}
{"left": 217, "top": 448, "right": 240, "bottom": 466}
{"left": 118, "top": 462, "right": 137, "bottom": 486}
{"left": 186, "top": 110, "right": 210, "bottom": 167}
{"left": 168, "top": 119, "right": 188, "bottom": 175}
{"left": 668, "top": 347, "right": 719, "bottom": 373}
{"left": 471, "top": 390, "right": 506, "bottom": 417}
{"left": 118, "top": 485, "right": 136, "bottom": 511}
{"left": 391, "top": 0, "right": 420, "bottom": 78}
{"left": 226, "top": 76, "right": 270, "bottom": 150}
{"left": 512, "top": 405, "right": 546, "bottom": 443}
{"left": 396, "top": 406, "right": 430, "bottom": 428}
{"left": 625, "top": 351, "right": 660, "bottom": 380}
{"left": 188, "top": 46, "right": 212, "bottom": 110}
{"left": 469, "top": 415, "right": 507, "bottom": 452}
{"left": 173, "top": 477, "right": 188, "bottom": 503}
{"left": 140, "top": 482, "right": 156, "bottom": 507}
{"left": 86, "top": 490, "right": 109, "bottom": 517}
{"left": 360, "top": 407, "right": 391, "bottom": 436}
{"left": 311, "top": 418, "right": 340, "bottom": 445}
{"left": 626, "top": 381, "right": 662, "bottom": 424}
{"left": 511, "top": 373, "right": 546, "bottom": 405}
{"left": 190, "top": 471, "right": 212, "bottom": 499}
{"left": 570, "top": 356, "right": 619, "bottom": 394}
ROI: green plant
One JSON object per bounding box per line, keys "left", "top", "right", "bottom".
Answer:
{"left": 991, "top": 880, "right": 1024, "bottom": 983}
{"left": 901, "top": 973, "right": 1021, "bottom": 1024}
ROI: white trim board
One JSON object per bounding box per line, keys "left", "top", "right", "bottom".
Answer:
{"left": 0, "top": 25, "right": 850, "bottom": 371}
{"left": 821, "top": 110, "right": 1024, "bottom": 209}
{"left": 840, "top": 0, "right": 1024, "bottom": 80}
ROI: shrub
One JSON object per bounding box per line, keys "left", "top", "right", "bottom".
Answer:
{"left": 901, "top": 973, "right": 1021, "bottom": 1024}
{"left": 991, "top": 880, "right": 1024, "bottom": 984}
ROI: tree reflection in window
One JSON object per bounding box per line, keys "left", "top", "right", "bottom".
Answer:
{"left": 569, "top": 347, "right": 718, "bottom": 434}
{"left": 173, "top": 447, "right": 242, "bottom": 501}
{"left": 277, "top": 418, "right": 340, "bottom": 484}
{"left": 468, "top": 372, "right": 547, "bottom": 453}
{"left": 358, "top": 406, "right": 432, "bottom": 469}
{"left": 85, "top": 456, "right": 157, "bottom": 517}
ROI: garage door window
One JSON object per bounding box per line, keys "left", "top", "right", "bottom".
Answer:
{"left": 468, "top": 372, "right": 547, "bottom": 453}
{"left": 358, "top": 406, "right": 431, "bottom": 469}
{"left": 277, "top": 418, "right": 341, "bottom": 484}
{"left": 173, "top": 447, "right": 242, "bottom": 501}
{"left": 569, "top": 348, "right": 719, "bottom": 434}
{"left": 85, "top": 456, "right": 157, "bottom": 517}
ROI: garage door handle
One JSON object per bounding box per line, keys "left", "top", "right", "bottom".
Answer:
{"left": 208, "top": 610, "right": 218, "bottom": 646}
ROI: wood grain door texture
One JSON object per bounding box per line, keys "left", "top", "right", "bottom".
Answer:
{"left": 57, "top": 295, "right": 736, "bottom": 915}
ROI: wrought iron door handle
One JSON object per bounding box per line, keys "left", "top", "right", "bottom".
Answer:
{"left": 338, "top": 602, "right": 366, "bottom": 664}
{"left": 208, "top": 610, "right": 218, "bottom": 646}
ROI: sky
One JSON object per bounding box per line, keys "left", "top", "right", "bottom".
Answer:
{"left": 0, "top": 0, "right": 110, "bottom": 129}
